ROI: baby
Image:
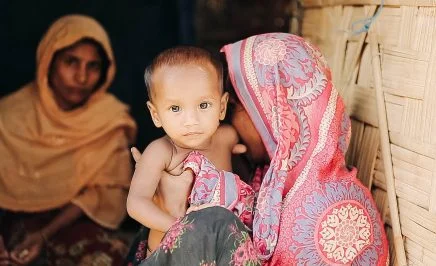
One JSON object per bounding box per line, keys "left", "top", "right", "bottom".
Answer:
{"left": 126, "top": 46, "right": 253, "bottom": 256}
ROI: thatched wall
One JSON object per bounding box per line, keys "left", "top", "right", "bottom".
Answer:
{"left": 301, "top": 1, "right": 436, "bottom": 265}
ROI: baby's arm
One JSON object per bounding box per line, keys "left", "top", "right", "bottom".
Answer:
{"left": 126, "top": 138, "right": 176, "bottom": 233}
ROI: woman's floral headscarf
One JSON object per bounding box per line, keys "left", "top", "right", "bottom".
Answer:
{"left": 223, "top": 33, "right": 388, "bottom": 265}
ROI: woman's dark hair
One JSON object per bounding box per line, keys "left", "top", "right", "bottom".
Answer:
{"left": 48, "top": 37, "right": 110, "bottom": 91}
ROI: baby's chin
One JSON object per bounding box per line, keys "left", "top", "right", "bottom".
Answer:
{"left": 172, "top": 138, "right": 212, "bottom": 151}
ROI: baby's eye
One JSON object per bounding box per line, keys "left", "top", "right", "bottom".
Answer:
{"left": 199, "top": 102, "right": 211, "bottom": 109}
{"left": 170, "top": 105, "right": 180, "bottom": 112}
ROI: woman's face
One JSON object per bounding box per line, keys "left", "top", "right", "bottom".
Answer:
{"left": 231, "top": 101, "right": 269, "bottom": 164}
{"left": 49, "top": 41, "right": 103, "bottom": 111}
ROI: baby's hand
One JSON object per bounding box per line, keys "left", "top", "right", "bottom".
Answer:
{"left": 131, "top": 147, "right": 142, "bottom": 164}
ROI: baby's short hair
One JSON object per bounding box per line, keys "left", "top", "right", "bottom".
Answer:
{"left": 144, "top": 46, "right": 223, "bottom": 100}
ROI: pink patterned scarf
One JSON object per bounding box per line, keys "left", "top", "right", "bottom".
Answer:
{"left": 222, "top": 33, "right": 388, "bottom": 265}
{"left": 184, "top": 151, "right": 255, "bottom": 227}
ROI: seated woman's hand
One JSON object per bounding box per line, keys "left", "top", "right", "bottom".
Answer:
{"left": 10, "top": 231, "right": 45, "bottom": 265}
{"left": 0, "top": 236, "right": 10, "bottom": 265}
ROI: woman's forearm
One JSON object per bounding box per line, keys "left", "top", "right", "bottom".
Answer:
{"left": 40, "top": 204, "right": 83, "bottom": 239}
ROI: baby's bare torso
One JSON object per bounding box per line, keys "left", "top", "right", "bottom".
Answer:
{"left": 148, "top": 130, "right": 233, "bottom": 253}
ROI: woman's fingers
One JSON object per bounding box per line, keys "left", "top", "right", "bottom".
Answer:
{"left": 10, "top": 246, "right": 36, "bottom": 265}
{"left": 179, "top": 169, "right": 194, "bottom": 181}
{"left": 18, "top": 246, "right": 39, "bottom": 265}
{"left": 0, "top": 236, "right": 9, "bottom": 265}
{"left": 10, "top": 233, "right": 43, "bottom": 265}
{"left": 9, "top": 248, "right": 26, "bottom": 264}
{"left": 232, "top": 144, "right": 247, "bottom": 154}
{"left": 9, "top": 241, "right": 29, "bottom": 264}
{"left": 0, "top": 236, "right": 8, "bottom": 257}
{"left": 186, "top": 203, "right": 221, "bottom": 214}
{"left": 9, "top": 238, "right": 29, "bottom": 260}
{"left": 131, "top": 147, "right": 142, "bottom": 163}
{"left": 11, "top": 247, "right": 37, "bottom": 265}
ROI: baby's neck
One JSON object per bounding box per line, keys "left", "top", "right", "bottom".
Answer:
{"left": 169, "top": 136, "right": 214, "bottom": 154}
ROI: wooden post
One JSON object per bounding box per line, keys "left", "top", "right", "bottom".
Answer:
{"left": 369, "top": 31, "right": 408, "bottom": 266}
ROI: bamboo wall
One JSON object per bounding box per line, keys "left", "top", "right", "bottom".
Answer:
{"left": 300, "top": 1, "right": 436, "bottom": 265}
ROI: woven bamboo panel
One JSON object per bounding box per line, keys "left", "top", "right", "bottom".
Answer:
{"left": 301, "top": 1, "right": 436, "bottom": 265}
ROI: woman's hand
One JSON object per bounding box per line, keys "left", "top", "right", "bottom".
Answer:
{"left": 10, "top": 232, "right": 45, "bottom": 265}
{"left": 0, "top": 236, "right": 10, "bottom": 265}
{"left": 186, "top": 203, "right": 223, "bottom": 215}
{"left": 8, "top": 204, "right": 81, "bottom": 265}
{"left": 130, "top": 147, "right": 232, "bottom": 217}
{"left": 232, "top": 144, "right": 247, "bottom": 154}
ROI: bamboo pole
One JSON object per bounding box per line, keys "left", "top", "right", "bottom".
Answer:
{"left": 369, "top": 31, "right": 407, "bottom": 266}
{"left": 340, "top": 6, "right": 376, "bottom": 88}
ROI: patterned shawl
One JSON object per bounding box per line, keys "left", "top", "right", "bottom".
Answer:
{"left": 184, "top": 151, "right": 254, "bottom": 227}
{"left": 222, "top": 33, "right": 388, "bottom": 265}
{"left": 0, "top": 15, "right": 136, "bottom": 229}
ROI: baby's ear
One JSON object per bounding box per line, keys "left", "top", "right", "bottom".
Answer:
{"left": 146, "top": 101, "right": 162, "bottom": 128}
{"left": 219, "top": 92, "right": 229, "bottom": 120}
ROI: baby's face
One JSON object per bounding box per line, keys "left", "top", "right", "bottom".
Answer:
{"left": 148, "top": 64, "right": 228, "bottom": 150}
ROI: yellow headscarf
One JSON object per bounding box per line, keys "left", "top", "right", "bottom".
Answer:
{"left": 0, "top": 15, "right": 137, "bottom": 229}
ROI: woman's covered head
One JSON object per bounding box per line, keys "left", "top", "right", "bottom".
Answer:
{"left": 36, "top": 15, "right": 115, "bottom": 112}
{"left": 222, "top": 33, "right": 345, "bottom": 169}
{"left": 48, "top": 38, "right": 109, "bottom": 111}
{"left": 225, "top": 75, "right": 268, "bottom": 164}
{"left": 223, "top": 33, "right": 351, "bottom": 259}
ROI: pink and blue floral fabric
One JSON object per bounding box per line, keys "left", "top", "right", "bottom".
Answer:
{"left": 184, "top": 151, "right": 255, "bottom": 227}
{"left": 223, "top": 32, "right": 389, "bottom": 265}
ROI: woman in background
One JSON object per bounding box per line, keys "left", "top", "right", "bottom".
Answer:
{"left": 0, "top": 15, "right": 136, "bottom": 265}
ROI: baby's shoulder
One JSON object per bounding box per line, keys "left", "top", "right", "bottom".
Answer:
{"left": 215, "top": 124, "right": 238, "bottom": 145}
{"left": 146, "top": 136, "right": 189, "bottom": 171}
{"left": 142, "top": 136, "right": 175, "bottom": 164}
{"left": 146, "top": 136, "right": 173, "bottom": 151}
